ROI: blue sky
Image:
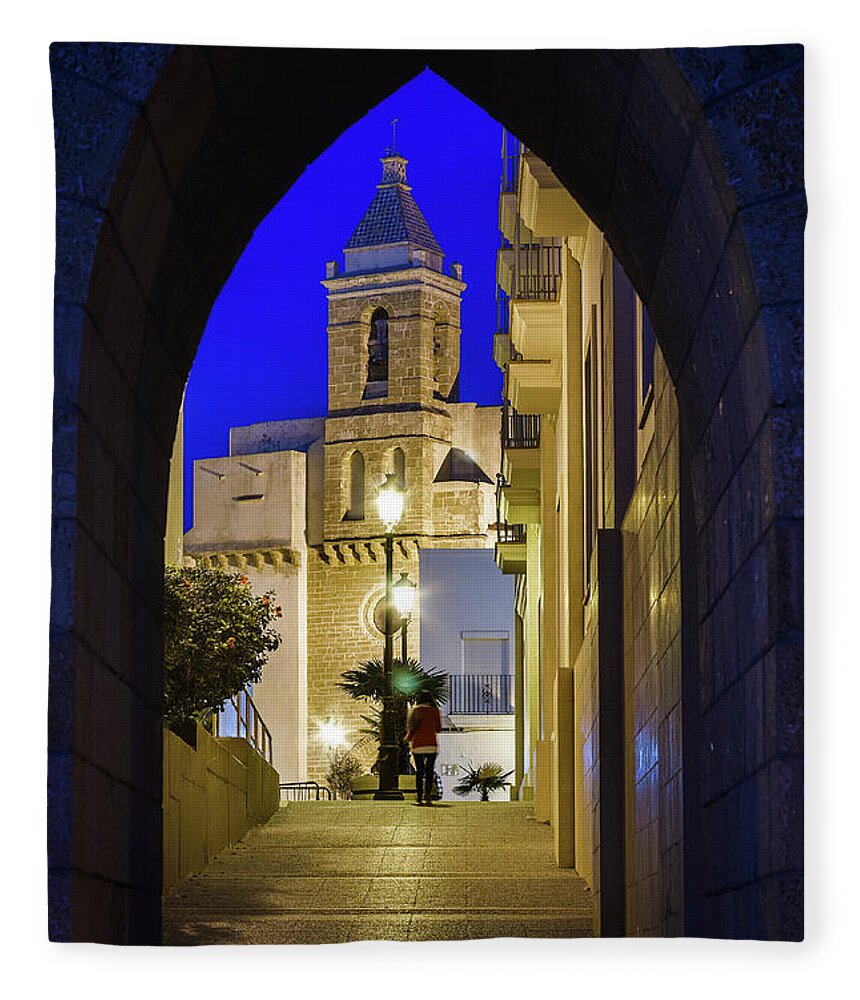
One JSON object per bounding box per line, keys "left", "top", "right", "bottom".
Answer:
{"left": 183, "top": 69, "right": 505, "bottom": 530}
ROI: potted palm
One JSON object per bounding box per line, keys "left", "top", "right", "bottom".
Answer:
{"left": 452, "top": 762, "right": 514, "bottom": 802}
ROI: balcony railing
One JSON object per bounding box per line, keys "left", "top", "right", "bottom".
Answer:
{"left": 501, "top": 130, "right": 520, "bottom": 194}
{"left": 495, "top": 473, "right": 526, "bottom": 544}
{"left": 497, "top": 521, "right": 526, "bottom": 544}
{"left": 496, "top": 287, "right": 511, "bottom": 335}
{"left": 212, "top": 688, "right": 273, "bottom": 764}
{"left": 448, "top": 673, "right": 514, "bottom": 714}
{"left": 513, "top": 243, "right": 562, "bottom": 301}
{"left": 502, "top": 400, "right": 541, "bottom": 450}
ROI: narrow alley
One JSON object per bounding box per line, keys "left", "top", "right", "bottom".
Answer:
{"left": 162, "top": 801, "right": 594, "bottom": 944}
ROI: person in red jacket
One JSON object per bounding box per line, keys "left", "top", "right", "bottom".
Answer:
{"left": 405, "top": 691, "right": 442, "bottom": 805}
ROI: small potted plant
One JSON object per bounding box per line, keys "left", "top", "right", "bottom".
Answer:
{"left": 452, "top": 761, "right": 514, "bottom": 802}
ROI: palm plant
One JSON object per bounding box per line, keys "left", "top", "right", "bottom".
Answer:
{"left": 452, "top": 762, "right": 514, "bottom": 802}
{"left": 337, "top": 658, "right": 447, "bottom": 773}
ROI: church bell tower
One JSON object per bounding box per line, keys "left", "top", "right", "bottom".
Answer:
{"left": 320, "top": 147, "right": 467, "bottom": 541}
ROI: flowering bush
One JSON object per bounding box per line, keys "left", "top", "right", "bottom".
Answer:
{"left": 163, "top": 565, "right": 282, "bottom": 725}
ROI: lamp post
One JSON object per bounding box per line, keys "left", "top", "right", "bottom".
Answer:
{"left": 374, "top": 474, "right": 406, "bottom": 800}
{"left": 393, "top": 571, "right": 417, "bottom": 663}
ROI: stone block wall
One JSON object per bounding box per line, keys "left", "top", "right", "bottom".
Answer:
{"left": 621, "top": 346, "right": 682, "bottom": 936}
{"left": 574, "top": 599, "right": 599, "bottom": 893}
{"left": 325, "top": 278, "right": 463, "bottom": 412}
{"left": 306, "top": 545, "right": 421, "bottom": 780}
{"left": 323, "top": 409, "right": 451, "bottom": 541}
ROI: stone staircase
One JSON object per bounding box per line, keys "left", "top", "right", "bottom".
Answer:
{"left": 162, "top": 800, "right": 595, "bottom": 944}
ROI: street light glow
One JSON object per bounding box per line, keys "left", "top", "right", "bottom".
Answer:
{"left": 317, "top": 718, "right": 347, "bottom": 749}
{"left": 376, "top": 473, "right": 405, "bottom": 531}
{"left": 393, "top": 572, "right": 417, "bottom": 616}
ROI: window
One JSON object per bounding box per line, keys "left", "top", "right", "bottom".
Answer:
{"left": 366, "top": 307, "right": 389, "bottom": 393}
{"left": 461, "top": 635, "right": 510, "bottom": 675}
{"left": 344, "top": 450, "right": 365, "bottom": 520}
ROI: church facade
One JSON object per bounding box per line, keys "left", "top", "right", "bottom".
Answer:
{"left": 184, "top": 150, "right": 513, "bottom": 785}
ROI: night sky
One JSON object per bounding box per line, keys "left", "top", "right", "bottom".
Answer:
{"left": 183, "top": 69, "right": 505, "bottom": 531}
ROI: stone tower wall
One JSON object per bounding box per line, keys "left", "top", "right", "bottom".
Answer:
{"left": 324, "top": 270, "right": 464, "bottom": 412}
{"left": 306, "top": 543, "right": 421, "bottom": 781}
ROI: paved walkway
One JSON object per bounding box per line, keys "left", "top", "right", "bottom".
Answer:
{"left": 162, "top": 800, "right": 595, "bottom": 944}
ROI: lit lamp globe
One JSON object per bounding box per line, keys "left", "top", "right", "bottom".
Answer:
{"left": 377, "top": 473, "right": 405, "bottom": 531}
{"left": 392, "top": 572, "right": 417, "bottom": 618}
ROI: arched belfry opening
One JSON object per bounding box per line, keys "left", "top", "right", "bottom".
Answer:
{"left": 50, "top": 45, "right": 803, "bottom": 944}
{"left": 366, "top": 307, "right": 389, "bottom": 394}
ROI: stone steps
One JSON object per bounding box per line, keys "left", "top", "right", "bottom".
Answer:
{"left": 162, "top": 801, "right": 595, "bottom": 944}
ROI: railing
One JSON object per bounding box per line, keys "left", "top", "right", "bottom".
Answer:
{"left": 501, "top": 129, "right": 520, "bottom": 194}
{"left": 448, "top": 674, "right": 514, "bottom": 714}
{"left": 212, "top": 688, "right": 273, "bottom": 764}
{"left": 501, "top": 400, "right": 541, "bottom": 450}
{"left": 513, "top": 243, "right": 562, "bottom": 301}
{"left": 496, "top": 287, "right": 511, "bottom": 335}
{"left": 497, "top": 521, "right": 526, "bottom": 544}
{"left": 495, "top": 473, "right": 527, "bottom": 546}
{"left": 279, "top": 781, "right": 333, "bottom": 801}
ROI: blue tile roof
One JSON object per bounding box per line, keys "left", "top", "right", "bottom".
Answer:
{"left": 345, "top": 155, "right": 443, "bottom": 254}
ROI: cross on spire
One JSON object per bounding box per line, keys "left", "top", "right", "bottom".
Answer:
{"left": 390, "top": 118, "right": 399, "bottom": 154}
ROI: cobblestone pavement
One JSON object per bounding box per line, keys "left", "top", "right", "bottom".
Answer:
{"left": 162, "top": 800, "right": 595, "bottom": 944}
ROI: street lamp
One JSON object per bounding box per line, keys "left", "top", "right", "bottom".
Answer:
{"left": 393, "top": 571, "right": 417, "bottom": 663}
{"left": 374, "top": 474, "right": 406, "bottom": 800}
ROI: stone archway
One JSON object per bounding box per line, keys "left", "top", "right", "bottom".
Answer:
{"left": 49, "top": 44, "right": 803, "bottom": 942}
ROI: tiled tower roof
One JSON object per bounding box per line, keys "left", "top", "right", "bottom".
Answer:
{"left": 345, "top": 152, "right": 443, "bottom": 255}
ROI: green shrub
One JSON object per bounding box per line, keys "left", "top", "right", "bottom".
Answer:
{"left": 163, "top": 564, "right": 281, "bottom": 725}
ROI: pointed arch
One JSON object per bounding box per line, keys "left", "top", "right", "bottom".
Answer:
{"left": 366, "top": 307, "right": 389, "bottom": 391}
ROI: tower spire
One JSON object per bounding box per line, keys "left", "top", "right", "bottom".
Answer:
{"left": 389, "top": 117, "right": 399, "bottom": 155}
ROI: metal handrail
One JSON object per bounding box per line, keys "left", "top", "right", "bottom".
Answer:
{"left": 502, "top": 400, "right": 540, "bottom": 450}
{"left": 279, "top": 781, "right": 333, "bottom": 802}
{"left": 496, "top": 287, "right": 511, "bottom": 335}
{"left": 512, "top": 242, "right": 562, "bottom": 302}
{"left": 448, "top": 674, "right": 514, "bottom": 715}
{"left": 212, "top": 688, "right": 273, "bottom": 764}
{"left": 497, "top": 521, "right": 526, "bottom": 544}
{"left": 500, "top": 129, "right": 520, "bottom": 194}
{"left": 495, "top": 473, "right": 526, "bottom": 545}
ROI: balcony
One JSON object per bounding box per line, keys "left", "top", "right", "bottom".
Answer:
{"left": 497, "top": 243, "right": 562, "bottom": 303}
{"left": 500, "top": 403, "right": 541, "bottom": 490}
{"left": 448, "top": 674, "right": 514, "bottom": 715}
{"left": 498, "top": 130, "right": 521, "bottom": 243}
{"left": 496, "top": 464, "right": 539, "bottom": 528}
{"left": 493, "top": 288, "right": 514, "bottom": 370}
{"left": 500, "top": 484, "right": 541, "bottom": 524}
{"left": 506, "top": 357, "right": 560, "bottom": 415}
{"left": 520, "top": 151, "right": 591, "bottom": 243}
{"left": 495, "top": 520, "right": 527, "bottom": 575}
